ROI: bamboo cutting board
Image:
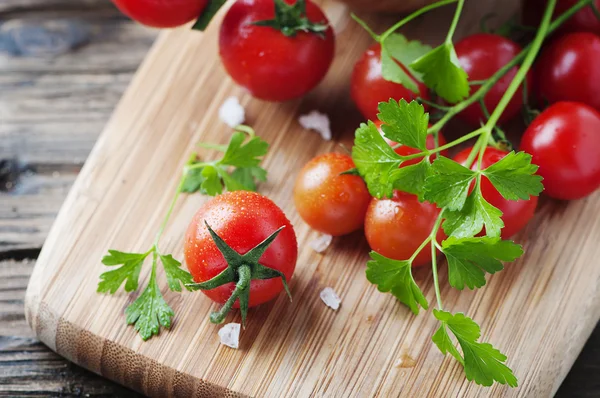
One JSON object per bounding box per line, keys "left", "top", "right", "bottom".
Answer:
{"left": 25, "top": 1, "right": 600, "bottom": 397}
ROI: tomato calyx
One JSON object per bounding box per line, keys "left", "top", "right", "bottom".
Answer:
{"left": 187, "top": 221, "right": 292, "bottom": 326}
{"left": 253, "top": 0, "right": 328, "bottom": 38}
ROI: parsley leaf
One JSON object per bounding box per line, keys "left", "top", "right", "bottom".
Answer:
{"left": 424, "top": 157, "right": 476, "bottom": 211}
{"left": 443, "top": 189, "right": 504, "bottom": 238}
{"left": 410, "top": 42, "right": 469, "bottom": 104}
{"left": 125, "top": 277, "right": 174, "bottom": 341}
{"left": 381, "top": 34, "right": 432, "bottom": 93}
{"left": 442, "top": 236, "right": 523, "bottom": 290}
{"left": 366, "top": 251, "right": 428, "bottom": 314}
{"left": 98, "top": 250, "right": 149, "bottom": 294}
{"left": 391, "top": 157, "right": 432, "bottom": 200}
{"left": 433, "top": 310, "right": 518, "bottom": 387}
{"left": 481, "top": 151, "right": 544, "bottom": 201}
{"left": 160, "top": 254, "right": 195, "bottom": 292}
{"left": 377, "top": 99, "right": 429, "bottom": 150}
{"left": 352, "top": 121, "right": 402, "bottom": 198}
{"left": 183, "top": 130, "right": 269, "bottom": 196}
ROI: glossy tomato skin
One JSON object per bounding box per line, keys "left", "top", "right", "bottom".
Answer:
{"left": 455, "top": 34, "right": 531, "bottom": 127}
{"left": 351, "top": 43, "right": 430, "bottom": 121}
{"left": 185, "top": 191, "right": 298, "bottom": 307}
{"left": 454, "top": 147, "right": 538, "bottom": 238}
{"left": 535, "top": 32, "right": 600, "bottom": 113}
{"left": 294, "top": 153, "right": 371, "bottom": 236}
{"left": 522, "top": 0, "right": 600, "bottom": 36}
{"left": 219, "top": 0, "right": 335, "bottom": 102}
{"left": 520, "top": 102, "right": 600, "bottom": 200}
{"left": 375, "top": 121, "right": 449, "bottom": 166}
{"left": 364, "top": 191, "right": 442, "bottom": 267}
{"left": 113, "top": 0, "right": 208, "bottom": 28}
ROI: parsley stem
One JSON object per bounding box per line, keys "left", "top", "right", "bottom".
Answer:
{"left": 154, "top": 172, "right": 187, "bottom": 247}
{"left": 396, "top": 128, "right": 484, "bottom": 159}
{"left": 427, "top": 0, "right": 593, "bottom": 136}
{"left": 429, "top": 213, "right": 445, "bottom": 310}
{"left": 445, "top": 0, "right": 464, "bottom": 43}
{"left": 485, "top": 0, "right": 556, "bottom": 129}
{"left": 409, "top": 236, "right": 433, "bottom": 263}
{"left": 379, "top": 0, "right": 458, "bottom": 43}
{"left": 351, "top": 14, "right": 379, "bottom": 41}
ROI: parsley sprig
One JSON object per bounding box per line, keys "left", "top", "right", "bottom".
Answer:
{"left": 351, "top": 0, "right": 585, "bottom": 387}
{"left": 98, "top": 126, "right": 269, "bottom": 340}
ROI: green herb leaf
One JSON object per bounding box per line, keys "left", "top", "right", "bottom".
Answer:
{"left": 381, "top": 34, "right": 432, "bottom": 93}
{"left": 443, "top": 189, "right": 504, "bottom": 238}
{"left": 391, "top": 157, "right": 431, "bottom": 200}
{"left": 181, "top": 165, "right": 205, "bottom": 193}
{"left": 160, "top": 254, "right": 195, "bottom": 292}
{"left": 481, "top": 151, "right": 544, "bottom": 201}
{"left": 229, "top": 166, "right": 268, "bottom": 191}
{"left": 410, "top": 42, "right": 469, "bottom": 103}
{"left": 200, "top": 165, "right": 223, "bottom": 196}
{"left": 352, "top": 121, "right": 402, "bottom": 198}
{"left": 424, "top": 157, "right": 476, "bottom": 210}
{"left": 366, "top": 251, "right": 428, "bottom": 314}
{"left": 98, "top": 250, "right": 148, "bottom": 294}
{"left": 433, "top": 310, "right": 518, "bottom": 387}
{"left": 125, "top": 278, "right": 174, "bottom": 341}
{"left": 192, "top": 0, "right": 227, "bottom": 31}
{"left": 377, "top": 99, "right": 429, "bottom": 150}
{"left": 442, "top": 236, "right": 523, "bottom": 290}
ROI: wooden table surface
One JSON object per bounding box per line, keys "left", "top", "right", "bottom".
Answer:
{"left": 0, "top": 1, "right": 598, "bottom": 397}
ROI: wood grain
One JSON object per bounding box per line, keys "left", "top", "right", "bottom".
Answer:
{"left": 18, "top": 1, "right": 600, "bottom": 397}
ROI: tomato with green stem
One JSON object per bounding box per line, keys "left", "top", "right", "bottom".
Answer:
{"left": 294, "top": 153, "right": 371, "bottom": 236}
{"left": 534, "top": 32, "right": 600, "bottom": 113}
{"left": 522, "top": 0, "right": 600, "bottom": 36}
{"left": 520, "top": 101, "right": 600, "bottom": 200}
{"left": 219, "top": 0, "right": 335, "bottom": 102}
{"left": 351, "top": 43, "right": 430, "bottom": 121}
{"left": 454, "top": 33, "right": 531, "bottom": 127}
{"left": 113, "top": 0, "right": 208, "bottom": 28}
{"left": 185, "top": 191, "right": 298, "bottom": 324}
{"left": 454, "top": 146, "right": 539, "bottom": 238}
{"left": 364, "top": 191, "right": 443, "bottom": 267}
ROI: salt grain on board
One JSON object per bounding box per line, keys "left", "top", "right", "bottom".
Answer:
{"left": 320, "top": 287, "right": 341, "bottom": 310}
{"left": 218, "top": 96, "right": 245, "bottom": 127}
{"left": 310, "top": 234, "right": 333, "bottom": 253}
{"left": 218, "top": 323, "right": 240, "bottom": 349}
{"left": 298, "top": 110, "right": 332, "bottom": 141}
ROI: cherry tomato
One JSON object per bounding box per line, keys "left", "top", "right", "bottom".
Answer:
{"left": 112, "top": 0, "right": 208, "bottom": 28}
{"left": 375, "top": 121, "right": 449, "bottom": 166}
{"left": 294, "top": 153, "right": 371, "bottom": 236}
{"left": 351, "top": 43, "right": 430, "bottom": 121}
{"left": 523, "top": 0, "right": 600, "bottom": 36}
{"left": 535, "top": 32, "right": 600, "bottom": 113}
{"left": 219, "top": 0, "right": 335, "bottom": 102}
{"left": 520, "top": 102, "right": 600, "bottom": 200}
{"left": 364, "top": 191, "right": 442, "bottom": 267}
{"left": 185, "top": 191, "right": 298, "bottom": 307}
{"left": 454, "top": 147, "right": 538, "bottom": 238}
{"left": 454, "top": 33, "right": 531, "bottom": 127}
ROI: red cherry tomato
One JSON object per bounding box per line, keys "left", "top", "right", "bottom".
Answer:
{"left": 522, "top": 0, "right": 600, "bottom": 36}
{"left": 351, "top": 43, "right": 430, "bottom": 121}
{"left": 294, "top": 153, "right": 371, "bottom": 236}
{"left": 535, "top": 32, "right": 600, "bottom": 113}
{"left": 455, "top": 34, "right": 531, "bottom": 127}
{"left": 375, "top": 121, "right": 449, "bottom": 166}
{"left": 454, "top": 147, "right": 538, "bottom": 238}
{"left": 364, "top": 191, "right": 442, "bottom": 267}
{"left": 185, "top": 191, "right": 298, "bottom": 307}
{"left": 112, "top": 0, "right": 208, "bottom": 28}
{"left": 219, "top": 0, "right": 335, "bottom": 102}
{"left": 520, "top": 102, "right": 600, "bottom": 200}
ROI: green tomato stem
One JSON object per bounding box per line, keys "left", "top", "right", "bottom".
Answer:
{"left": 380, "top": 0, "right": 459, "bottom": 43}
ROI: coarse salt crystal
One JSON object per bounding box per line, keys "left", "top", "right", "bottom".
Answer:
{"left": 298, "top": 110, "right": 332, "bottom": 141}
{"left": 218, "top": 323, "right": 240, "bottom": 349}
{"left": 310, "top": 234, "right": 333, "bottom": 253}
{"left": 320, "top": 287, "right": 341, "bottom": 311}
{"left": 218, "top": 96, "right": 245, "bottom": 128}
